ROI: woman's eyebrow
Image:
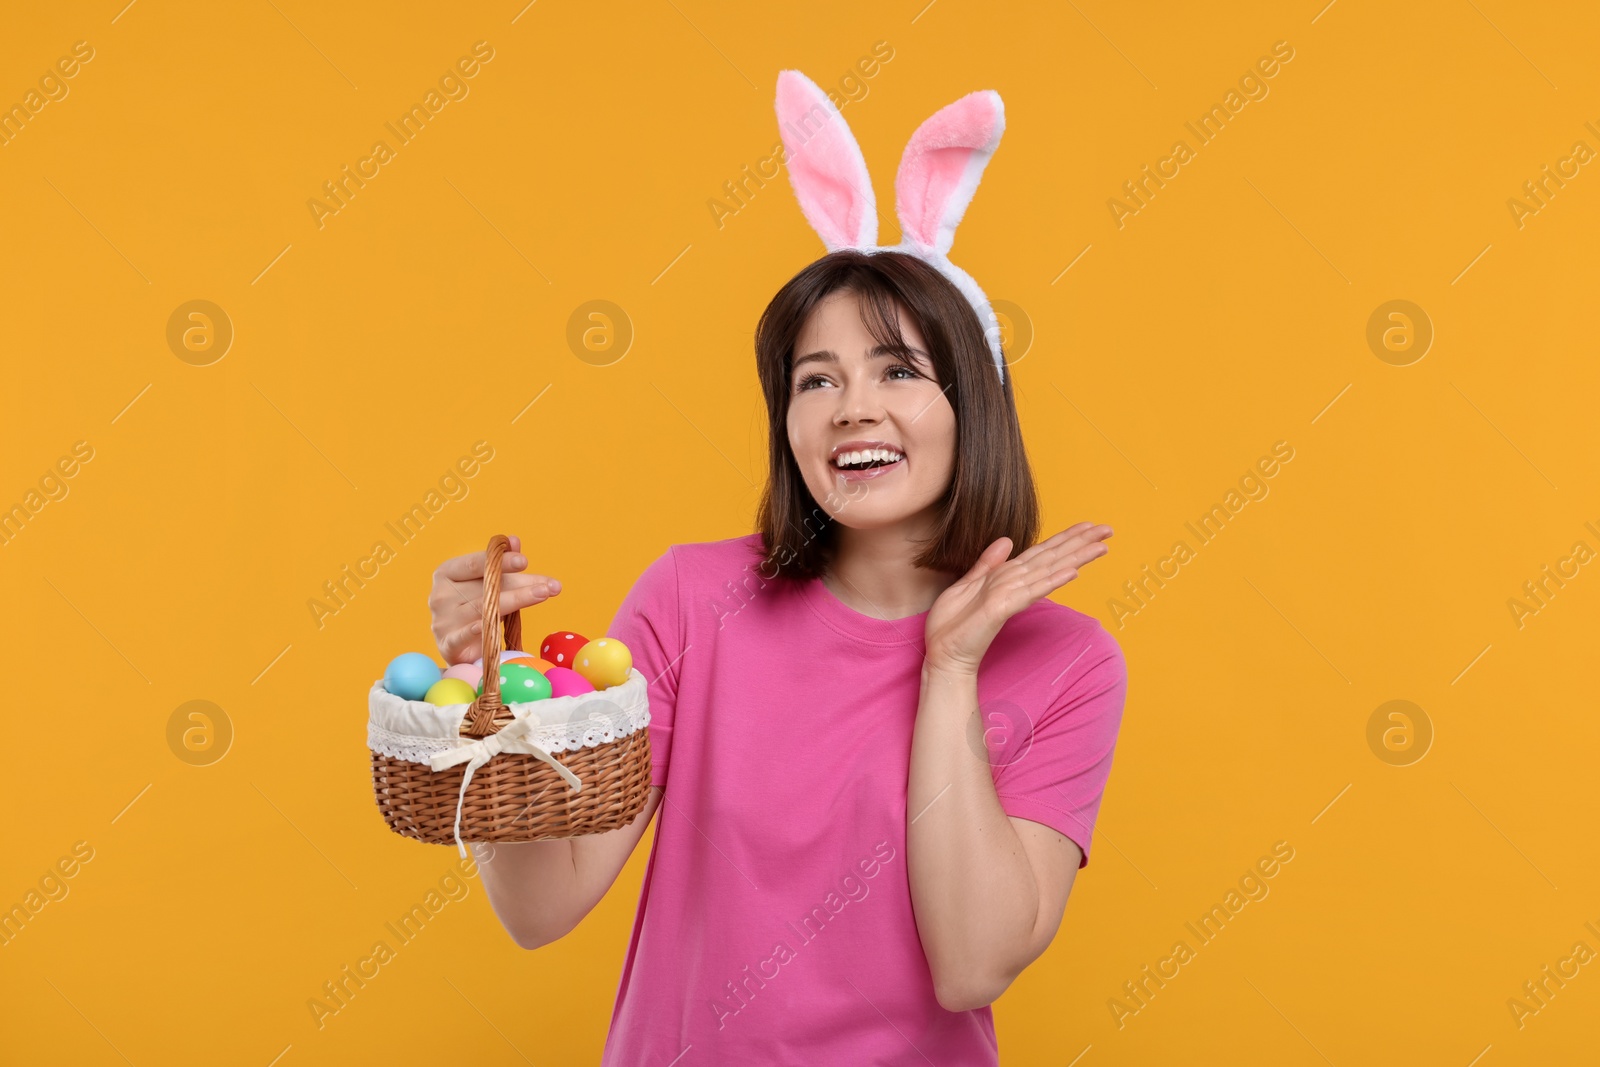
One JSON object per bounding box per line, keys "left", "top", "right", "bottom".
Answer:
{"left": 792, "top": 345, "right": 929, "bottom": 372}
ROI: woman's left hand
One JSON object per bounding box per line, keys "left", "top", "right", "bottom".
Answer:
{"left": 923, "top": 523, "right": 1114, "bottom": 677}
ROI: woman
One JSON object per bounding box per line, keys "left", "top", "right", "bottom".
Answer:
{"left": 426, "top": 248, "right": 1127, "bottom": 1064}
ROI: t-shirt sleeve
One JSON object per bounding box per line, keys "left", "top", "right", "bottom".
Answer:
{"left": 993, "top": 623, "right": 1128, "bottom": 869}
{"left": 603, "top": 547, "right": 683, "bottom": 789}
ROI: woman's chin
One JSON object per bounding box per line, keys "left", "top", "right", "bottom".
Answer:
{"left": 814, "top": 499, "right": 935, "bottom": 531}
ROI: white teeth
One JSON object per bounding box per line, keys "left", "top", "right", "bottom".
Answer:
{"left": 833, "top": 448, "right": 905, "bottom": 469}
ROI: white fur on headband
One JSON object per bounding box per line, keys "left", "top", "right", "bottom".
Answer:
{"left": 775, "top": 69, "right": 1008, "bottom": 383}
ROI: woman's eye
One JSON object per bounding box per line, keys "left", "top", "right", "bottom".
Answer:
{"left": 795, "top": 364, "right": 920, "bottom": 391}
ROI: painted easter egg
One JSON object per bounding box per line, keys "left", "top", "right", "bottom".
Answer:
{"left": 504, "top": 656, "right": 557, "bottom": 673}
{"left": 575, "top": 637, "right": 632, "bottom": 690}
{"left": 384, "top": 653, "right": 442, "bottom": 701}
{"left": 471, "top": 650, "right": 529, "bottom": 669}
{"left": 539, "top": 631, "right": 589, "bottom": 669}
{"left": 424, "top": 678, "right": 478, "bottom": 706}
{"left": 545, "top": 666, "right": 595, "bottom": 698}
{"left": 442, "top": 662, "right": 483, "bottom": 690}
{"left": 478, "top": 662, "right": 552, "bottom": 703}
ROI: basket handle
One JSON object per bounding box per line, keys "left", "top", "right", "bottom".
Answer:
{"left": 463, "top": 533, "right": 525, "bottom": 738}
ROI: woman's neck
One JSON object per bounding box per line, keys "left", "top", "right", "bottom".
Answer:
{"left": 822, "top": 520, "right": 960, "bottom": 620}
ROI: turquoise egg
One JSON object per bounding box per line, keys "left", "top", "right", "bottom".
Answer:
{"left": 383, "top": 652, "right": 442, "bottom": 701}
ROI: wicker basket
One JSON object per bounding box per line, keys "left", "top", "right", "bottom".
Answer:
{"left": 368, "top": 533, "right": 652, "bottom": 855}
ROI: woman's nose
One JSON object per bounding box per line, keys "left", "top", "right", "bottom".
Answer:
{"left": 834, "top": 376, "right": 884, "bottom": 425}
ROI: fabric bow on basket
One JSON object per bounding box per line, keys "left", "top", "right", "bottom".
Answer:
{"left": 428, "top": 710, "right": 584, "bottom": 858}
{"left": 368, "top": 534, "right": 651, "bottom": 853}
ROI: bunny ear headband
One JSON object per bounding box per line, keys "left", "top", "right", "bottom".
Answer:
{"left": 774, "top": 69, "right": 1008, "bottom": 383}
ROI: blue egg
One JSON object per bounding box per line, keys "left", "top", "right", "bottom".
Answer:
{"left": 384, "top": 652, "right": 443, "bottom": 701}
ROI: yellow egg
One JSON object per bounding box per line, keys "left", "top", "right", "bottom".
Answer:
{"left": 424, "top": 678, "right": 478, "bottom": 706}
{"left": 575, "top": 637, "right": 632, "bottom": 690}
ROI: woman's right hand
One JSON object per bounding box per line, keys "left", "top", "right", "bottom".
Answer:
{"left": 429, "top": 535, "right": 563, "bottom": 665}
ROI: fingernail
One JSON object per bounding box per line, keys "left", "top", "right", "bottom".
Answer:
{"left": 549, "top": 579, "right": 562, "bottom": 592}
{"left": 510, "top": 554, "right": 525, "bottom": 566}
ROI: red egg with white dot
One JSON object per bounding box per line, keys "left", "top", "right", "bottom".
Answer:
{"left": 539, "top": 631, "right": 589, "bottom": 669}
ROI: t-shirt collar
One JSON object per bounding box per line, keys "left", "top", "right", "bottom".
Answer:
{"left": 800, "top": 574, "right": 932, "bottom": 647}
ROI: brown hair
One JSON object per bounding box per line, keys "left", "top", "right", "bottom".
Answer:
{"left": 753, "top": 249, "right": 1040, "bottom": 580}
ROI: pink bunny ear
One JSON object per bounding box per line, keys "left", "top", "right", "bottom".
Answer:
{"left": 775, "top": 70, "right": 877, "bottom": 250}
{"left": 893, "top": 90, "right": 1004, "bottom": 256}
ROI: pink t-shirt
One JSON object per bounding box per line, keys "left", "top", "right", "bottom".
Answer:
{"left": 599, "top": 533, "right": 1128, "bottom": 1065}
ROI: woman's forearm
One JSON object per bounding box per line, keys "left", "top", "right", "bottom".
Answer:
{"left": 906, "top": 663, "right": 1041, "bottom": 1011}
{"left": 475, "top": 838, "right": 581, "bottom": 948}
{"left": 474, "top": 786, "right": 662, "bottom": 950}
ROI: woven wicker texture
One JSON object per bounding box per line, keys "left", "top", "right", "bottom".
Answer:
{"left": 370, "top": 533, "right": 652, "bottom": 845}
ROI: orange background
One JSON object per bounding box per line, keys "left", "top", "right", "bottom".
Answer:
{"left": 3, "top": 0, "right": 1598, "bottom": 1063}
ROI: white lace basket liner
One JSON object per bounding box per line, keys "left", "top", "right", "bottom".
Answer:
{"left": 367, "top": 669, "right": 650, "bottom": 857}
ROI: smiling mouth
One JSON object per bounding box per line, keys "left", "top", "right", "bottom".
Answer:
{"left": 831, "top": 448, "right": 906, "bottom": 472}
{"left": 836, "top": 456, "right": 903, "bottom": 471}
{"left": 831, "top": 453, "right": 906, "bottom": 481}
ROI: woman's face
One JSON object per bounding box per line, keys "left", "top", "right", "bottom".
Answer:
{"left": 785, "top": 289, "right": 957, "bottom": 530}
